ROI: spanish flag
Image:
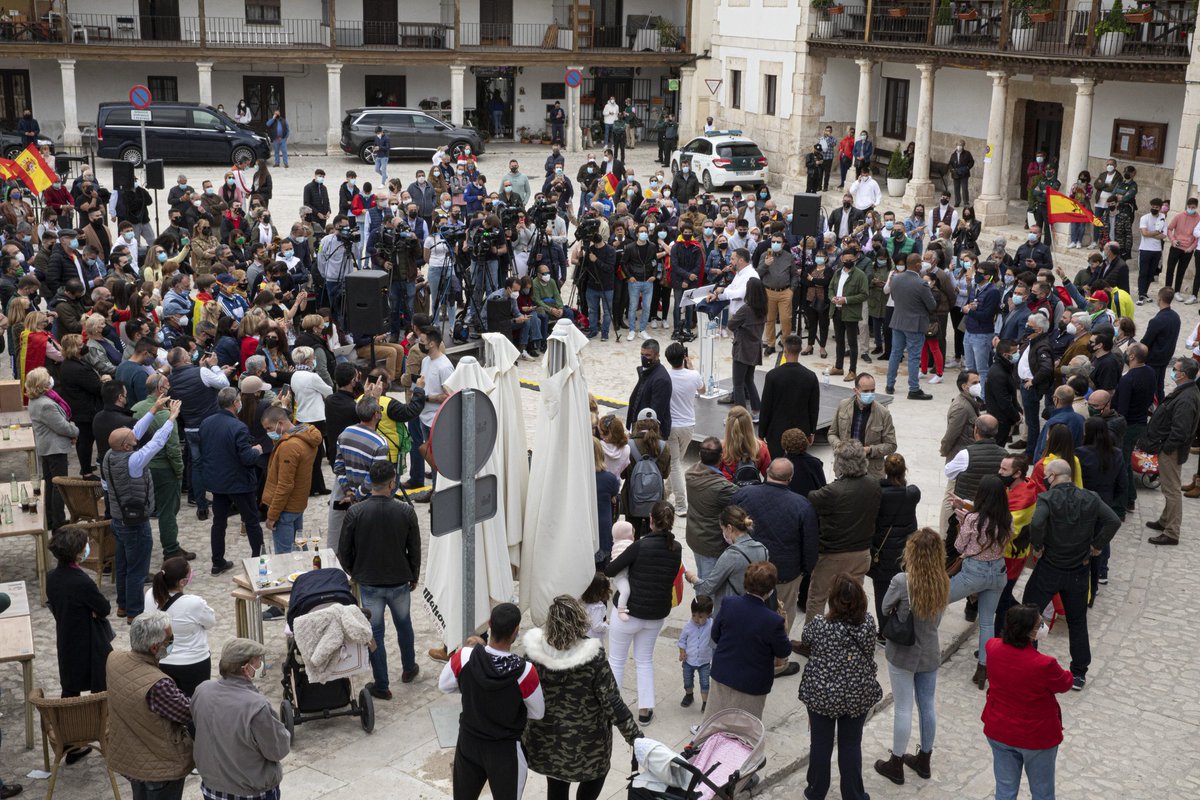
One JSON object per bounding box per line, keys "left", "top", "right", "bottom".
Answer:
{"left": 0, "top": 157, "right": 32, "bottom": 188}
{"left": 1046, "top": 187, "right": 1104, "bottom": 227}
{"left": 15, "top": 144, "right": 56, "bottom": 193}
{"left": 601, "top": 172, "right": 618, "bottom": 197}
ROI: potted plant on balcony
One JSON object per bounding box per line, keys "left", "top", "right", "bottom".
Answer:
{"left": 887, "top": 149, "right": 912, "bottom": 197}
{"left": 1094, "top": 0, "right": 1132, "bottom": 56}
{"left": 957, "top": 5, "right": 979, "bottom": 21}
{"left": 656, "top": 17, "right": 680, "bottom": 51}
{"left": 1010, "top": 0, "right": 1037, "bottom": 50}
{"left": 934, "top": 0, "right": 955, "bottom": 44}
{"left": 1027, "top": 0, "right": 1053, "bottom": 24}
{"left": 1124, "top": 1, "right": 1153, "bottom": 24}
{"left": 888, "top": 3, "right": 909, "bottom": 18}
{"left": 811, "top": 0, "right": 843, "bottom": 37}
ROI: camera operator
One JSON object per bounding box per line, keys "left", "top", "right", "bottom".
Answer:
{"left": 580, "top": 228, "right": 617, "bottom": 341}
{"left": 529, "top": 216, "right": 567, "bottom": 286}
{"left": 510, "top": 210, "right": 536, "bottom": 278}
{"left": 423, "top": 223, "right": 460, "bottom": 327}
{"left": 317, "top": 215, "right": 358, "bottom": 326}
{"left": 371, "top": 215, "right": 421, "bottom": 339}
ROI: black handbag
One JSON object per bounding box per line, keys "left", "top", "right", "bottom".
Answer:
{"left": 880, "top": 588, "right": 916, "bottom": 646}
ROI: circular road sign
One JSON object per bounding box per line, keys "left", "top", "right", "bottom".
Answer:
{"left": 565, "top": 69, "right": 583, "bottom": 88}
{"left": 129, "top": 85, "right": 152, "bottom": 109}
{"left": 428, "top": 389, "right": 498, "bottom": 481}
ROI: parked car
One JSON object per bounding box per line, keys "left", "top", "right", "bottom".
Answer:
{"left": 340, "top": 107, "right": 484, "bottom": 164}
{"left": 1, "top": 130, "right": 55, "bottom": 159}
{"left": 671, "top": 131, "right": 769, "bottom": 191}
{"left": 95, "top": 102, "right": 270, "bottom": 166}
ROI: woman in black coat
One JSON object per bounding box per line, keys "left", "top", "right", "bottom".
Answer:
{"left": 54, "top": 335, "right": 104, "bottom": 479}
{"left": 728, "top": 277, "right": 766, "bottom": 413}
{"left": 45, "top": 527, "right": 112, "bottom": 698}
{"left": 1076, "top": 417, "right": 1127, "bottom": 597}
{"left": 869, "top": 454, "right": 921, "bottom": 636}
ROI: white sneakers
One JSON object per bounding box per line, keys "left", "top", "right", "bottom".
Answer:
{"left": 928, "top": 374, "right": 943, "bottom": 384}
{"left": 1184, "top": 294, "right": 1198, "bottom": 305}
{"left": 640, "top": 330, "right": 650, "bottom": 341}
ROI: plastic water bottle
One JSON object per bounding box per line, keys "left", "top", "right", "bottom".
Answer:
{"left": 258, "top": 557, "right": 268, "bottom": 579}
{"left": 822, "top": 368, "right": 831, "bottom": 385}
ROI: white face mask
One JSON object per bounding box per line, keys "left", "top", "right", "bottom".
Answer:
{"left": 1034, "top": 622, "right": 1049, "bottom": 641}
{"left": 968, "top": 383, "right": 983, "bottom": 399}
{"left": 246, "top": 660, "right": 263, "bottom": 679}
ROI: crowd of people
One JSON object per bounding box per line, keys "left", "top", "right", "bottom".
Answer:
{"left": 0, "top": 136, "right": 1198, "bottom": 800}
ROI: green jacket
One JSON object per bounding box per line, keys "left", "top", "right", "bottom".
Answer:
{"left": 131, "top": 398, "right": 183, "bottom": 478}
{"left": 832, "top": 266, "right": 869, "bottom": 323}
{"left": 865, "top": 262, "right": 889, "bottom": 318}
{"left": 1029, "top": 176, "right": 1061, "bottom": 210}
{"left": 531, "top": 276, "right": 565, "bottom": 313}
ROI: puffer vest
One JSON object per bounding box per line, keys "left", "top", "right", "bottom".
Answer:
{"left": 106, "top": 650, "right": 194, "bottom": 780}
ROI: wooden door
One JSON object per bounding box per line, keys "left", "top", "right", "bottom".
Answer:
{"left": 0, "top": 69, "right": 32, "bottom": 131}
{"left": 1019, "top": 100, "right": 1063, "bottom": 200}
{"left": 592, "top": 0, "right": 624, "bottom": 48}
{"left": 242, "top": 76, "right": 286, "bottom": 132}
{"left": 363, "top": 0, "right": 398, "bottom": 45}
{"left": 480, "top": 0, "right": 512, "bottom": 45}
{"left": 138, "top": 0, "right": 181, "bottom": 41}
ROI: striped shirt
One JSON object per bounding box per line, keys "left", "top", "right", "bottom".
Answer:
{"left": 333, "top": 424, "right": 389, "bottom": 501}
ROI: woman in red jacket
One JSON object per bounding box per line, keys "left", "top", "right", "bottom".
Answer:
{"left": 982, "top": 603, "right": 1074, "bottom": 800}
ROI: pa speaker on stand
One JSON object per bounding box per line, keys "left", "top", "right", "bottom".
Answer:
{"left": 790, "top": 193, "right": 823, "bottom": 239}
{"left": 112, "top": 161, "right": 135, "bottom": 191}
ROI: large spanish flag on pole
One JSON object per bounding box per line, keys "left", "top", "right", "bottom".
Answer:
{"left": 1046, "top": 187, "right": 1104, "bottom": 227}
{"left": 0, "top": 157, "right": 34, "bottom": 190}
{"left": 15, "top": 144, "right": 56, "bottom": 193}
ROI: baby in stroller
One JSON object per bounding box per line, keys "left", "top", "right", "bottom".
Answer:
{"left": 630, "top": 709, "right": 766, "bottom": 800}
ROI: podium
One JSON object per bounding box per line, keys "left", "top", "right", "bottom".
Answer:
{"left": 679, "top": 285, "right": 724, "bottom": 399}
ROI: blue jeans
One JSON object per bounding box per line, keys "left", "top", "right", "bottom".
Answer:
{"left": 694, "top": 553, "right": 720, "bottom": 580}
{"left": 586, "top": 287, "right": 613, "bottom": 336}
{"left": 360, "top": 583, "right": 417, "bottom": 689}
{"left": 492, "top": 109, "right": 504, "bottom": 134}
{"left": 988, "top": 738, "right": 1058, "bottom": 800}
{"left": 627, "top": 280, "right": 653, "bottom": 333}
{"left": 887, "top": 662, "right": 937, "bottom": 755}
{"left": 272, "top": 139, "right": 288, "bottom": 166}
{"left": 185, "top": 429, "right": 208, "bottom": 513}
{"left": 272, "top": 510, "right": 304, "bottom": 554}
{"left": 375, "top": 155, "right": 389, "bottom": 182}
{"left": 682, "top": 661, "right": 710, "bottom": 694}
{"left": 1069, "top": 221, "right": 1087, "bottom": 246}
{"left": 887, "top": 328, "right": 924, "bottom": 393}
{"left": 389, "top": 280, "right": 415, "bottom": 339}
{"left": 949, "top": 557, "right": 1006, "bottom": 664}
{"left": 1021, "top": 384, "right": 1045, "bottom": 457}
{"left": 111, "top": 519, "right": 153, "bottom": 617}
{"left": 963, "top": 331, "right": 994, "bottom": 380}
{"left": 604, "top": 122, "right": 613, "bottom": 145}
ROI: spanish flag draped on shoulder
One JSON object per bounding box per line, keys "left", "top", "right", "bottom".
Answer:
{"left": 1046, "top": 187, "right": 1104, "bottom": 227}
{"left": 15, "top": 144, "right": 56, "bottom": 193}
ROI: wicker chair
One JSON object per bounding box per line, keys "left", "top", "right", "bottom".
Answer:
{"left": 51, "top": 477, "right": 116, "bottom": 585}
{"left": 28, "top": 689, "right": 121, "bottom": 800}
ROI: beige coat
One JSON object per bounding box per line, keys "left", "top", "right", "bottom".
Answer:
{"left": 826, "top": 397, "right": 897, "bottom": 478}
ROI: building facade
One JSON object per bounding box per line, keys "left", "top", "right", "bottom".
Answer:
{"left": 709, "top": 0, "right": 1196, "bottom": 223}
{"left": 0, "top": 0, "right": 707, "bottom": 153}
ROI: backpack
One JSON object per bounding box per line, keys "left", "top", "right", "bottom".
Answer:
{"left": 628, "top": 450, "right": 664, "bottom": 517}
{"left": 732, "top": 460, "right": 762, "bottom": 488}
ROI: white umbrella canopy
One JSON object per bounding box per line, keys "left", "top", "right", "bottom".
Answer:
{"left": 421, "top": 356, "right": 516, "bottom": 648}
{"left": 519, "top": 319, "right": 599, "bottom": 625}
{"left": 482, "top": 332, "right": 528, "bottom": 571}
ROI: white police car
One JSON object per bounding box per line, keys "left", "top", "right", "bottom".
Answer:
{"left": 670, "top": 130, "right": 769, "bottom": 191}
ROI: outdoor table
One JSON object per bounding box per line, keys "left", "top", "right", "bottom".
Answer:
{"left": 0, "top": 580, "right": 35, "bottom": 749}
{"left": 0, "top": 481, "right": 48, "bottom": 602}
{"left": 233, "top": 549, "right": 341, "bottom": 643}
{"left": 0, "top": 425, "right": 39, "bottom": 480}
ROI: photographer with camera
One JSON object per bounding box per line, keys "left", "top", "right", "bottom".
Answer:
{"left": 466, "top": 213, "right": 509, "bottom": 325}
{"left": 371, "top": 215, "right": 421, "bottom": 340}
{"left": 424, "top": 222, "right": 461, "bottom": 330}
{"left": 317, "top": 215, "right": 359, "bottom": 327}
{"left": 580, "top": 226, "right": 617, "bottom": 341}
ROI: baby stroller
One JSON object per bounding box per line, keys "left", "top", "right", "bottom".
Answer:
{"left": 629, "top": 709, "right": 766, "bottom": 800}
{"left": 1131, "top": 447, "right": 1160, "bottom": 489}
{"left": 279, "top": 569, "right": 375, "bottom": 738}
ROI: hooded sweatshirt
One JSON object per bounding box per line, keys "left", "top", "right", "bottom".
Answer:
{"left": 440, "top": 645, "right": 545, "bottom": 740}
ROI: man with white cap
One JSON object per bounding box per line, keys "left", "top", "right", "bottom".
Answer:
{"left": 192, "top": 638, "right": 291, "bottom": 800}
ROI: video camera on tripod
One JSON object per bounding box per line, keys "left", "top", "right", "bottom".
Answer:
{"left": 377, "top": 220, "right": 418, "bottom": 257}
{"left": 528, "top": 198, "right": 558, "bottom": 228}
{"left": 574, "top": 215, "right": 603, "bottom": 244}
{"left": 469, "top": 225, "right": 502, "bottom": 260}
{"left": 499, "top": 206, "right": 522, "bottom": 237}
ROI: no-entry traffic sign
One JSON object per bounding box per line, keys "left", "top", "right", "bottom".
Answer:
{"left": 129, "top": 85, "right": 152, "bottom": 109}
{"left": 565, "top": 69, "right": 583, "bottom": 88}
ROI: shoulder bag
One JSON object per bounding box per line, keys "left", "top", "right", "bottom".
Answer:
{"left": 880, "top": 586, "right": 916, "bottom": 646}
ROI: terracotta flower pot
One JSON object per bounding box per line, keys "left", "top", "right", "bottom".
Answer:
{"left": 888, "top": 7, "right": 909, "bottom": 17}
{"left": 957, "top": 9, "right": 979, "bottom": 20}
{"left": 1029, "top": 11, "right": 1054, "bottom": 22}
{"left": 827, "top": 5, "right": 846, "bottom": 13}
{"left": 1124, "top": 10, "right": 1151, "bottom": 23}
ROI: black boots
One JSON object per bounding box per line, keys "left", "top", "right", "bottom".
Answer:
{"left": 902, "top": 749, "right": 932, "bottom": 779}
{"left": 873, "top": 753, "right": 905, "bottom": 785}
{"left": 972, "top": 662, "right": 988, "bottom": 690}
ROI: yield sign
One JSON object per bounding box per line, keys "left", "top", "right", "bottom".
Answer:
{"left": 704, "top": 79, "right": 723, "bottom": 95}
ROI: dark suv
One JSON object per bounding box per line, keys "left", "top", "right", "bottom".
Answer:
{"left": 96, "top": 102, "right": 270, "bottom": 166}
{"left": 340, "top": 107, "right": 484, "bottom": 164}
{"left": 1, "top": 130, "right": 54, "bottom": 159}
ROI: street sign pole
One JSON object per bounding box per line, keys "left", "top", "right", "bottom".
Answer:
{"left": 140, "top": 122, "right": 148, "bottom": 182}
{"left": 460, "top": 388, "right": 477, "bottom": 642}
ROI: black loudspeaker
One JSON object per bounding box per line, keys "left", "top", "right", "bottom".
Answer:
{"left": 345, "top": 270, "right": 390, "bottom": 336}
{"left": 143, "top": 160, "right": 165, "bottom": 190}
{"left": 791, "top": 193, "right": 822, "bottom": 238}
{"left": 112, "top": 161, "right": 135, "bottom": 191}
{"left": 54, "top": 155, "right": 71, "bottom": 175}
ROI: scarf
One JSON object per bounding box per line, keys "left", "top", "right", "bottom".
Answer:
{"left": 46, "top": 388, "right": 72, "bottom": 420}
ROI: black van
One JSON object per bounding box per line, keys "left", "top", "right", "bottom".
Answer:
{"left": 96, "top": 102, "right": 270, "bottom": 166}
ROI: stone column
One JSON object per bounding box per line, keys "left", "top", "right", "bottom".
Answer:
{"left": 196, "top": 62, "right": 214, "bottom": 107}
{"left": 58, "top": 59, "right": 81, "bottom": 147}
{"left": 325, "top": 63, "right": 343, "bottom": 156}
{"left": 449, "top": 64, "right": 465, "bottom": 128}
{"left": 976, "top": 70, "right": 1010, "bottom": 227}
{"left": 1170, "top": 50, "right": 1200, "bottom": 210}
{"left": 567, "top": 64, "right": 584, "bottom": 152}
{"left": 904, "top": 62, "right": 937, "bottom": 206}
{"left": 853, "top": 58, "right": 872, "bottom": 138}
{"left": 1062, "top": 77, "right": 1096, "bottom": 241}
{"left": 678, "top": 65, "right": 696, "bottom": 140}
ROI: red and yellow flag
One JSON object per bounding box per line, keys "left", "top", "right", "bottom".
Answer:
{"left": 15, "top": 144, "right": 56, "bottom": 193}
{"left": 601, "top": 172, "right": 619, "bottom": 197}
{"left": 0, "top": 157, "right": 33, "bottom": 190}
{"left": 1046, "top": 187, "right": 1104, "bottom": 227}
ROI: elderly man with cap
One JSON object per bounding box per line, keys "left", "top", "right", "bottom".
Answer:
{"left": 101, "top": 395, "right": 183, "bottom": 622}
{"left": 192, "top": 638, "right": 291, "bottom": 800}
{"left": 106, "top": 611, "right": 194, "bottom": 800}
{"left": 214, "top": 272, "right": 250, "bottom": 322}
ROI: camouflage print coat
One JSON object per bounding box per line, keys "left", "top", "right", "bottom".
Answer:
{"left": 521, "top": 628, "right": 642, "bottom": 782}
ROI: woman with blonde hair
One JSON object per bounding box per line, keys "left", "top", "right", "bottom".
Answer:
{"left": 522, "top": 594, "right": 640, "bottom": 800}
{"left": 82, "top": 313, "right": 119, "bottom": 376}
{"left": 874, "top": 527, "right": 950, "bottom": 785}
{"left": 718, "top": 405, "right": 770, "bottom": 481}
{"left": 295, "top": 313, "right": 335, "bottom": 387}
{"left": 19, "top": 311, "right": 61, "bottom": 399}
{"left": 597, "top": 413, "right": 631, "bottom": 479}
{"left": 26, "top": 367, "right": 78, "bottom": 531}
{"left": 6, "top": 293, "right": 31, "bottom": 372}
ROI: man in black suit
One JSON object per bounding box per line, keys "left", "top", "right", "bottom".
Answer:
{"left": 827, "top": 193, "right": 865, "bottom": 241}
{"left": 1097, "top": 242, "right": 1130, "bottom": 295}
{"left": 759, "top": 334, "right": 820, "bottom": 458}
{"left": 600, "top": 147, "right": 625, "bottom": 184}
{"left": 985, "top": 339, "right": 1023, "bottom": 446}
{"left": 1141, "top": 286, "right": 1181, "bottom": 401}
